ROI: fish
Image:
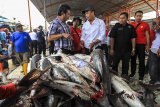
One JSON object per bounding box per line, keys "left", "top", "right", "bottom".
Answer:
{"left": 48, "top": 55, "right": 99, "bottom": 85}
{"left": 50, "top": 66, "right": 70, "bottom": 81}
{"left": 139, "top": 81, "right": 160, "bottom": 107}
{"left": 39, "top": 57, "right": 52, "bottom": 71}
{"left": 59, "top": 53, "right": 73, "bottom": 64}
{"left": 57, "top": 64, "right": 83, "bottom": 85}
{"left": 54, "top": 80, "right": 95, "bottom": 101}
{"left": 0, "top": 67, "right": 51, "bottom": 107}
{"left": 30, "top": 54, "right": 41, "bottom": 71}
{"left": 74, "top": 54, "right": 91, "bottom": 63}
{"left": 91, "top": 49, "right": 111, "bottom": 106}
{"left": 65, "top": 56, "right": 99, "bottom": 84}
{"left": 111, "top": 74, "right": 145, "bottom": 107}
{"left": 48, "top": 80, "right": 95, "bottom": 101}
{"left": 46, "top": 58, "right": 87, "bottom": 85}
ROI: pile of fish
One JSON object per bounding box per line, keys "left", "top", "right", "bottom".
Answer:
{"left": 0, "top": 49, "right": 158, "bottom": 107}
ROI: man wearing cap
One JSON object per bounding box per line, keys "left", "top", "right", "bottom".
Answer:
{"left": 70, "top": 16, "right": 82, "bottom": 53}
{"left": 48, "top": 4, "right": 73, "bottom": 54}
{"left": 10, "top": 23, "right": 32, "bottom": 75}
{"left": 81, "top": 5, "right": 108, "bottom": 56}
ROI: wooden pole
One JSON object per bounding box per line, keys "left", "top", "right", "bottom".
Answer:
{"left": 27, "top": 0, "right": 32, "bottom": 32}
{"left": 44, "top": 0, "right": 47, "bottom": 31}
{"left": 156, "top": 0, "right": 159, "bottom": 18}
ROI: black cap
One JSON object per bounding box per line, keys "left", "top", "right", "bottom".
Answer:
{"left": 16, "top": 23, "right": 24, "bottom": 27}
{"left": 73, "top": 16, "right": 80, "bottom": 21}
{"left": 82, "top": 5, "right": 95, "bottom": 14}
{"left": 73, "top": 16, "right": 82, "bottom": 25}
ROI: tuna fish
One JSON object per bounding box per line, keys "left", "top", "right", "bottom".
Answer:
{"left": 30, "top": 54, "right": 41, "bottom": 70}
{"left": 111, "top": 74, "right": 145, "bottom": 107}
{"left": 91, "top": 49, "right": 111, "bottom": 107}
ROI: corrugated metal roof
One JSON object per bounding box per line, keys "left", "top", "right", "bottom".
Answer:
{"left": 31, "top": 0, "right": 157, "bottom": 22}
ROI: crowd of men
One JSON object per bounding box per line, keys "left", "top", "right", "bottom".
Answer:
{"left": 0, "top": 4, "right": 160, "bottom": 99}
{"left": 48, "top": 4, "right": 160, "bottom": 84}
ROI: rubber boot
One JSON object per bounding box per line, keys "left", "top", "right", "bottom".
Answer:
{"left": 22, "top": 63, "right": 28, "bottom": 75}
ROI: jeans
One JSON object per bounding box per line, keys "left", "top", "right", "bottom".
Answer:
{"left": 149, "top": 51, "right": 160, "bottom": 83}
{"left": 131, "top": 44, "right": 145, "bottom": 80}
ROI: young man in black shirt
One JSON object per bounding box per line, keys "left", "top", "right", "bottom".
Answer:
{"left": 109, "top": 12, "right": 136, "bottom": 79}
{"left": 37, "top": 26, "right": 46, "bottom": 56}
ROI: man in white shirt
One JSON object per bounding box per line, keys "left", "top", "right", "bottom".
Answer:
{"left": 29, "top": 29, "right": 38, "bottom": 56}
{"left": 81, "top": 6, "right": 108, "bottom": 56}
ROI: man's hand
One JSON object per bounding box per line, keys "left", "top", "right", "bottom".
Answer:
{"left": 62, "top": 33, "right": 73, "bottom": 40}
{"left": 89, "top": 42, "right": 95, "bottom": 50}
{"left": 131, "top": 49, "right": 135, "bottom": 56}
{"left": 110, "top": 49, "right": 114, "bottom": 56}
{"left": 157, "top": 49, "right": 160, "bottom": 57}
{"left": 145, "top": 45, "right": 149, "bottom": 53}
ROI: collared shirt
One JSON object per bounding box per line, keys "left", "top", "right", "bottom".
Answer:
{"left": 29, "top": 32, "right": 38, "bottom": 41}
{"left": 48, "top": 17, "right": 72, "bottom": 51}
{"left": 70, "top": 26, "right": 81, "bottom": 52}
{"left": 10, "top": 31, "right": 32, "bottom": 53}
{"left": 151, "top": 32, "right": 160, "bottom": 54}
{"left": 81, "top": 17, "right": 107, "bottom": 49}
{"left": 131, "top": 21, "right": 150, "bottom": 44}
{"left": 109, "top": 23, "right": 136, "bottom": 53}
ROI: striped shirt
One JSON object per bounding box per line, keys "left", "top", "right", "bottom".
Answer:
{"left": 48, "top": 17, "right": 72, "bottom": 51}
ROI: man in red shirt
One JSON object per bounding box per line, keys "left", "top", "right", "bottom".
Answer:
{"left": 130, "top": 11, "right": 150, "bottom": 80}
{"left": 70, "top": 16, "right": 82, "bottom": 53}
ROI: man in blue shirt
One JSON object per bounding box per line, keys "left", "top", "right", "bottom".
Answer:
{"left": 10, "top": 23, "right": 32, "bottom": 75}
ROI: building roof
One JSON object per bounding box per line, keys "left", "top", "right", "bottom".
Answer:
{"left": 31, "top": 0, "right": 158, "bottom": 22}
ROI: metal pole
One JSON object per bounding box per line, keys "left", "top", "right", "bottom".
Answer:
{"left": 44, "top": 0, "right": 47, "bottom": 31}
{"left": 27, "top": 0, "right": 32, "bottom": 32}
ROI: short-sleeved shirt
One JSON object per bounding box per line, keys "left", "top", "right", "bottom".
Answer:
{"left": 70, "top": 26, "right": 81, "bottom": 52}
{"left": 10, "top": 31, "right": 32, "bottom": 53}
{"left": 37, "top": 30, "right": 45, "bottom": 43}
{"left": 131, "top": 21, "right": 150, "bottom": 44}
{"left": 48, "top": 17, "right": 72, "bottom": 51}
{"left": 29, "top": 32, "right": 38, "bottom": 41}
{"left": 109, "top": 23, "right": 136, "bottom": 53}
